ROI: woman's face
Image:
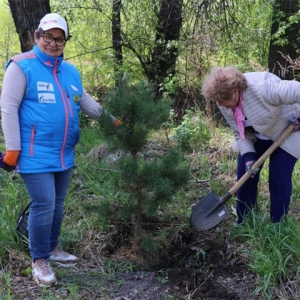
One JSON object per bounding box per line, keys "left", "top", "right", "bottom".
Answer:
{"left": 35, "top": 28, "right": 66, "bottom": 57}
{"left": 217, "top": 89, "right": 240, "bottom": 108}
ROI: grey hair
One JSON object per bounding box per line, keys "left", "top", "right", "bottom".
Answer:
{"left": 35, "top": 28, "right": 44, "bottom": 39}
{"left": 201, "top": 66, "right": 247, "bottom": 102}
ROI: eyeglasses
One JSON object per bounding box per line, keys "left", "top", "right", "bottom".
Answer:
{"left": 41, "top": 32, "right": 66, "bottom": 47}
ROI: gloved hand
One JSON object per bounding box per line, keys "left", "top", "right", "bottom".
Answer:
{"left": 245, "top": 160, "right": 260, "bottom": 178}
{"left": 290, "top": 117, "right": 300, "bottom": 131}
{"left": 113, "top": 119, "right": 123, "bottom": 127}
{"left": 244, "top": 152, "right": 259, "bottom": 178}
{"left": 0, "top": 152, "right": 17, "bottom": 172}
{"left": 3, "top": 150, "right": 20, "bottom": 165}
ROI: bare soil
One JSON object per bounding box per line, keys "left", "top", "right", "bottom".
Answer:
{"left": 107, "top": 212, "right": 260, "bottom": 300}
{"left": 4, "top": 217, "right": 260, "bottom": 300}
{"left": 109, "top": 229, "right": 259, "bottom": 300}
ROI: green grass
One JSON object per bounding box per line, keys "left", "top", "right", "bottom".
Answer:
{"left": 228, "top": 158, "right": 300, "bottom": 299}
{"left": 231, "top": 212, "right": 300, "bottom": 299}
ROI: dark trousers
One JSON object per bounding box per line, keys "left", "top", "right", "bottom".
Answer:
{"left": 236, "top": 139, "right": 297, "bottom": 223}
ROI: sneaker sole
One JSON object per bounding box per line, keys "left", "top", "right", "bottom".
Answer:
{"left": 33, "top": 276, "right": 57, "bottom": 287}
{"left": 50, "top": 261, "right": 78, "bottom": 268}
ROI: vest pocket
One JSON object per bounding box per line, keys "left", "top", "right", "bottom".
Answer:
{"left": 30, "top": 125, "right": 35, "bottom": 156}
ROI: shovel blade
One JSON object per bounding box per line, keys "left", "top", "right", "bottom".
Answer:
{"left": 190, "top": 192, "right": 229, "bottom": 231}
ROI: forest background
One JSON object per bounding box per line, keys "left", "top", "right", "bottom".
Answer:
{"left": 1, "top": 0, "right": 300, "bottom": 299}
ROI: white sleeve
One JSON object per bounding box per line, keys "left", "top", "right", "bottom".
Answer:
{"left": 80, "top": 88, "right": 102, "bottom": 119}
{"left": 0, "top": 61, "right": 26, "bottom": 150}
{"left": 263, "top": 78, "right": 300, "bottom": 106}
{"left": 80, "top": 88, "right": 116, "bottom": 122}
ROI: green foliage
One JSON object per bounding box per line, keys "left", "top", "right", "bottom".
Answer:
{"left": 0, "top": 174, "right": 30, "bottom": 273}
{"left": 1, "top": 0, "right": 274, "bottom": 88}
{"left": 97, "top": 74, "right": 190, "bottom": 231}
{"left": 233, "top": 214, "right": 300, "bottom": 298}
{"left": 173, "top": 109, "right": 211, "bottom": 152}
{"left": 0, "top": 265, "right": 12, "bottom": 300}
{"left": 271, "top": 4, "right": 300, "bottom": 48}
{"left": 51, "top": 0, "right": 148, "bottom": 87}
{"left": 159, "top": 75, "right": 179, "bottom": 98}
{"left": 79, "top": 111, "right": 90, "bottom": 128}
{"left": 49, "top": 0, "right": 273, "bottom": 91}
{"left": 98, "top": 74, "right": 171, "bottom": 154}
{"left": 179, "top": 0, "right": 272, "bottom": 89}
{"left": 117, "top": 146, "right": 190, "bottom": 216}
{"left": 140, "top": 235, "right": 160, "bottom": 255}
{"left": 0, "top": 0, "right": 19, "bottom": 80}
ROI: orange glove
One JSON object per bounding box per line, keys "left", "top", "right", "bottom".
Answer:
{"left": 113, "top": 119, "right": 123, "bottom": 127}
{"left": 3, "top": 150, "right": 20, "bottom": 166}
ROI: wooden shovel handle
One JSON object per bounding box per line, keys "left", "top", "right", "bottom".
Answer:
{"left": 228, "top": 123, "right": 294, "bottom": 195}
{"left": 204, "top": 124, "right": 294, "bottom": 217}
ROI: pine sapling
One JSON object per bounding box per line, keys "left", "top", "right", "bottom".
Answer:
{"left": 98, "top": 74, "right": 190, "bottom": 240}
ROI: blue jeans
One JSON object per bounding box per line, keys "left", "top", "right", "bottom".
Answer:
{"left": 236, "top": 139, "right": 297, "bottom": 223}
{"left": 21, "top": 169, "right": 72, "bottom": 262}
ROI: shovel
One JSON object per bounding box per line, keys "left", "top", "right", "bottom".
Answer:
{"left": 190, "top": 123, "right": 294, "bottom": 231}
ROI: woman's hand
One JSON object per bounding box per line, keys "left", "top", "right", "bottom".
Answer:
{"left": 0, "top": 152, "right": 17, "bottom": 172}
{"left": 113, "top": 119, "right": 123, "bottom": 127}
{"left": 290, "top": 117, "right": 300, "bottom": 131}
{"left": 245, "top": 160, "right": 260, "bottom": 178}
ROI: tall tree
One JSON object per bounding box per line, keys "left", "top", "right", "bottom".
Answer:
{"left": 115, "top": 0, "right": 184, "bottom": 96}
{"left": 268, "top": 0, "right": 300, "bottom": 80}
{"left": 88, "top": 0, "right": 184, "bottom": 97}
{"left": 150, "top": 0, "right": 183, "bottom": 90}
{"left": 8, "top": 0, "right": 50, "bottom": 52}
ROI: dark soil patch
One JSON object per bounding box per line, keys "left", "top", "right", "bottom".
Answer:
{"left": 5, "top": 219, "right": 260, "bottom": 300}
{"left": 106, "top": 221, "right": 259, "bottom": 300}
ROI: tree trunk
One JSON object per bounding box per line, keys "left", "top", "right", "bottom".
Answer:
{"left": 8, "top": 0, "right": 50, "bottom": 52}
{"left": 268, "top": 0, "right": 300, "bottom": 80}
{"left": 155, "top": 0, "right": 183, "bottom": 78}
{"left": 147, "top": 0, "right": 183, "bottom": 96}
{"left": 112, "top": 0, "right": 123, "bottom": 86}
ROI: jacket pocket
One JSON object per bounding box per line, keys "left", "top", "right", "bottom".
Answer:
{"left": 30, "top": 125, "right": 35, "bottom": 156}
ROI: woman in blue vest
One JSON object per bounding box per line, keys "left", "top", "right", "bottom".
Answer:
{"left": 0, "top": 13, "right": 121, "bottom": 287}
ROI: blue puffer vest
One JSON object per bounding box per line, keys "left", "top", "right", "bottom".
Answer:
{"left": 9, "top": 45, "right": 83, "bottom": 173}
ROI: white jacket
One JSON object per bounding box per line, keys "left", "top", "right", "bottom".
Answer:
{"left": 219, "top": 72, "right": 300, "bottom": 158}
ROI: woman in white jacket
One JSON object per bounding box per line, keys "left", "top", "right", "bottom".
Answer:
{"left": 201, "top": 66, "right": 300, "bottom": 224}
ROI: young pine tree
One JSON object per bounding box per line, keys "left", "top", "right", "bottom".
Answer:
{"left": 98, "top": 75, "right": 190, "bottom": 238}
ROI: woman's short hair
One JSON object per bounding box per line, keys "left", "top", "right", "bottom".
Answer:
{"left": 201, "top": 66, "right": 247, "bottom": 102}
{"left": 35, "top": 28, "right": 44, "bottom": 39}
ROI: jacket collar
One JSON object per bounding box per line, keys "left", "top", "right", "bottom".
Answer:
{"left": 33, "top": 44, "right": 64, "bottom": 69}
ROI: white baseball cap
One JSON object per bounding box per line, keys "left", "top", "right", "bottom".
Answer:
{"left": 38, "top": 13, "right": 68, "bottom": 39}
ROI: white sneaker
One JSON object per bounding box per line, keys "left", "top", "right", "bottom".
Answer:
{"left": 50, "top": 246, "right": 79, "bottom": 267}
{"left": 32, "top": 259, "right": 57, "bottom": 287}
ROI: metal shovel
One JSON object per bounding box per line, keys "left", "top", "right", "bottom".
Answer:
{"left": 190, "top": 124, "right": 294, "bottom": 231}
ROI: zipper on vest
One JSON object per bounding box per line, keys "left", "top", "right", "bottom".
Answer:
{"left": 54, "top": 61, "right": 68, "bottom": 170}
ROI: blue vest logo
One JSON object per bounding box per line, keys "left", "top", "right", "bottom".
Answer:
{"left": 38, "top": 93, "right": 56, "bottom": 103}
